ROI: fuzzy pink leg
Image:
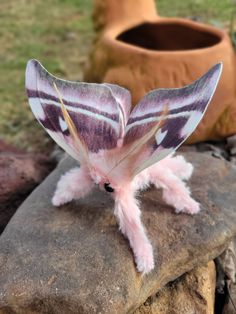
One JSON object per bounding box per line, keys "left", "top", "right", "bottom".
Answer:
{"left": 132, "top": 154, "right": 193, "bottom": 193}
{"left": 52, "top": 167, "right": 94, "bottom": 206}
{"left": 114, "top": 187, "right": 154, "bottom": 274}
{"left": 157, "top": 154, "right": 193, "bottom": 181}
{"left": 148, "top": 166, "right": 200, "bottom": 215}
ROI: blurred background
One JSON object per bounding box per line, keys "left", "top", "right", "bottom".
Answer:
{"left": 0, "top": 0, "right": 235, "bottom": 153}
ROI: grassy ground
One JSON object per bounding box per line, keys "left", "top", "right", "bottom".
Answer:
{"left": 0, "top": 0, "right": 93, "bottom": 152}
{"left": 0, "top": 0, "right": 235, "bottom": 153}
{"left": 158, "top": 0, "right": 234, "bottom": 25}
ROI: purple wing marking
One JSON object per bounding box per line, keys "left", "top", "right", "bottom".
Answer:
{"left": 124, "top": 63, "right": 223, "bottom": 174}
{"left": 26, "top": 59, "right": 124, "bottom": 157}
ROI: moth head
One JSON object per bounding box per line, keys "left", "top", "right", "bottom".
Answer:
{"left": 99, "top": 177, "right": 115, "bottom": 193}
{"left": 103, "top": 182, "right": 114, "bottom": 193}
{"left": 89, "top": 166, "right": 115, "bottom": 193}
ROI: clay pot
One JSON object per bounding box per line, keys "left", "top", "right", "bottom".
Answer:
{"left": 84, "top": 0, "right": 236, "bottom": 143}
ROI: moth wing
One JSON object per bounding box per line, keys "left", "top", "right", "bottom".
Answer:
{"left": 124, "top": 63, "right": 223, "bottom": 175}
{"left": 103, "top": 83, "right": 132, "bottom": 137}
{"left": 26, "top": 59, "right": 128, "bottom": 162}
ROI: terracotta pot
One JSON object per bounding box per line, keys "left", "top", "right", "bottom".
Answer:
{"left": 84, "top": 0, "right": 236, "bottom": 143}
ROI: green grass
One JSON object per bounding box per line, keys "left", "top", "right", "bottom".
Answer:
{"left": 0, "top": 0, "right": 93, "bottom": 152}
{"left": 0, "top": 0, "right": 235, "bottom": 152}
{"left": 158, "top": 0, "right": 234, "bottom": 25}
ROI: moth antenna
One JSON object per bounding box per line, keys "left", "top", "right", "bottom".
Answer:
{"left": 107, "top": 105, "right": 169, "bottom": 176}
{"left": 53, "top": 82, "right": 90, "bottom": 167}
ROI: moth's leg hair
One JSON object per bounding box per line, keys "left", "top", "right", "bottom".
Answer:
{"left": 131, "top": 155, "right": 194, "bottom": 194}
{"left": 156, "top": 154, "right": 193, "bottom": 181}
{"left": 132, "top": 170, "right": 151, "bottom": 192}
{"left": 148, "top": 165, "right": 200, "bottom": 214}
{"left": 52, "top": 167, "right": 93, "bottom": 206}
{"left": 114, "top": 188, "right": 154, "bottom": 274}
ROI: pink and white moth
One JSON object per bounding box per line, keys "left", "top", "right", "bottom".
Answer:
{"left": 25, "top": 60, "right": 222, "bottom": 274}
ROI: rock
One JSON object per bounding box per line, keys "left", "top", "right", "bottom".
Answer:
{"left": 216, "top": 239, "right": 236, "bottom": 291}
{"left": 227, "top": 135, "right": 236, "bottom": 156}
{"left": 0, "top": 152, "right": 55, "bottom": 233}
{"left": 222, "top": 283, "right": 236, "bottom": 314}
{"left": 0, "top": 152, "right": 236, "bottom": 313}
{"left": 135, "top": 261, "right": 216, "bottom": 314}
{"left": 215, "top": 239, "right": 236, "bottom": 313}
{"left": 0, "top": 140, "right": 24, "bottom": 154}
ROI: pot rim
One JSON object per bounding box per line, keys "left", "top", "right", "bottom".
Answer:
{"left": 103, "top": 16, "right": 229, "bottom": 56}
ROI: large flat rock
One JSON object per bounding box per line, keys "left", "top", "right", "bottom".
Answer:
{"left": 0, "top": 152, "right": 236, "bottom": 313}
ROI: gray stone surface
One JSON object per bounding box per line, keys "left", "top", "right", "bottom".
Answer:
{"left": 0, "top": 152, "right": 236, "bottom": 313}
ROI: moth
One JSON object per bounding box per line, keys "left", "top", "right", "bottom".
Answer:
{"left": 25, "top": 60, "right": 222, "bottom": 274}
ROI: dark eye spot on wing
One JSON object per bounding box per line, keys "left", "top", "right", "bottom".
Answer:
{"left": 104, "top": 182, "right": 114, "bottom": 193}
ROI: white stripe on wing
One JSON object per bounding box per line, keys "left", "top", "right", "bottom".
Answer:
{"left": 29, "top": 97, "right": 120, "bottom": 133}
{"left": 125, "top": 110, "right": 197, "bottom": 132}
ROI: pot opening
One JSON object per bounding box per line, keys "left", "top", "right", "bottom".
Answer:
{"left": 116, "top": 22, "right": 221, "bottom": 51}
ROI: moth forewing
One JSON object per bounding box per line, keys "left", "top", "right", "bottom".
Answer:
{"left": 53, "top": 82, "right": 90, "bottom": 167}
